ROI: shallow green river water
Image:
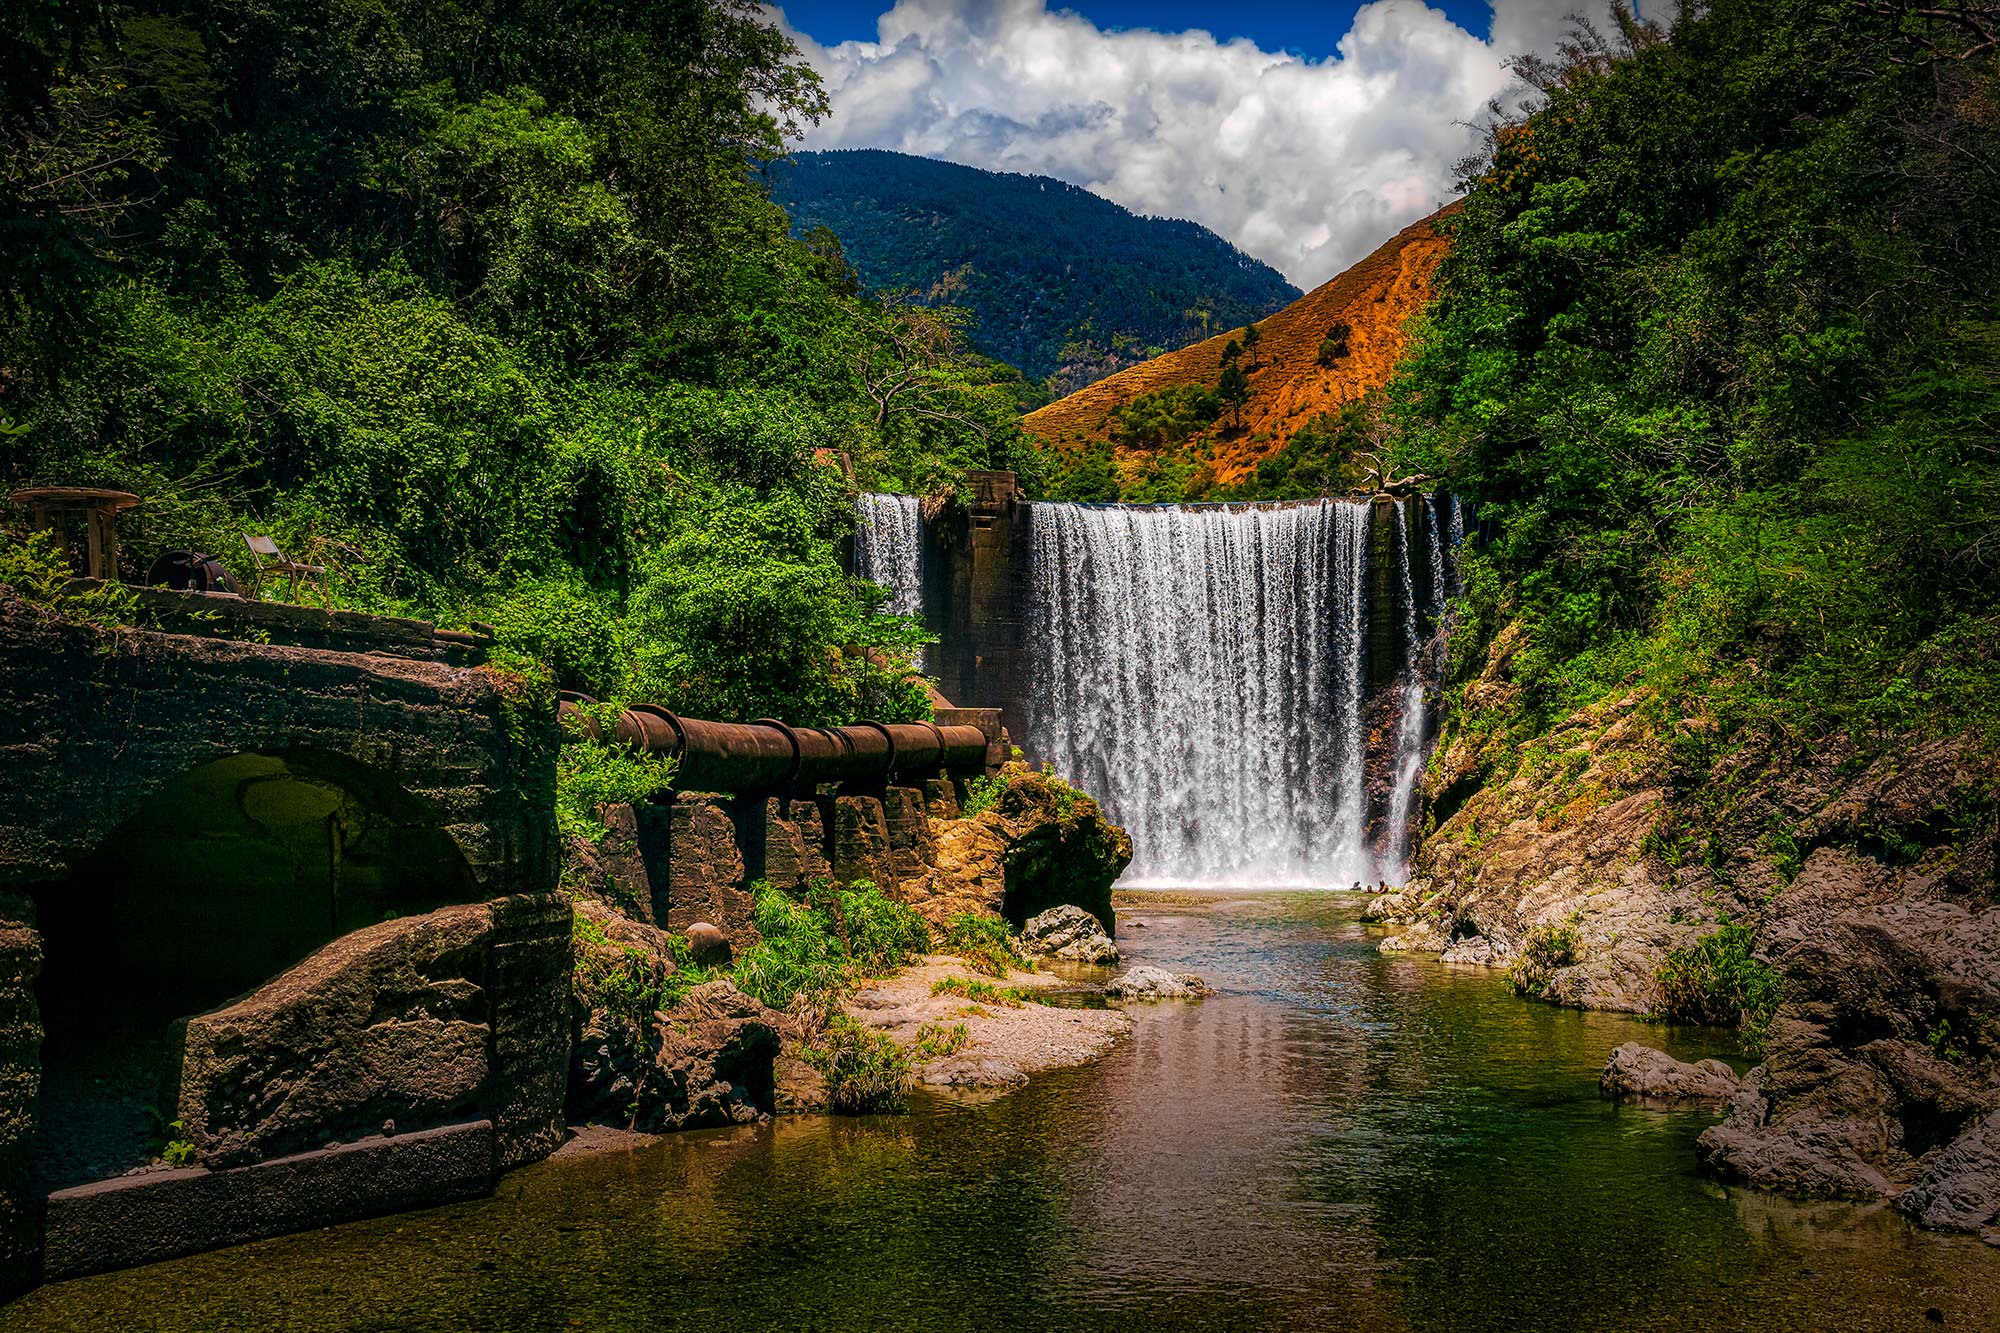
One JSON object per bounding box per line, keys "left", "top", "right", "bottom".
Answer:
{"left": 7, "top": 892, "right": 1996, "bottom": 1332}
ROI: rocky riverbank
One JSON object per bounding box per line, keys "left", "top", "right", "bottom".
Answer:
{"left": 1372, "top": 621, "right": 2000, "bottom": 1238}
{"left": 560, "top": 763, "right": 1140, "bottom": 1132}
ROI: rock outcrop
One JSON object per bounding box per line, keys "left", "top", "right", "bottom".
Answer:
{"left": 566, "top": 899, "right": 780, "bottom": 1133}
{"left": 1408, "top": 611, "right": 2000, "bottom": 1231}
{"left": 1019, "top": 905, "right": 1120, "bottom": 966}
{"left": 936, "top": 764, "right": 1132, "bottom": 935}
{"left": 1106, "top": 966, "right": 1211, "bottom": 1000}
{"left": 1600, "top": 1043, "right": 1741, "bottom": 1102}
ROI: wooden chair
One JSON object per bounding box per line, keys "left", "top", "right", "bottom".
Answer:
{"left": 241, "top": 533, "right": 328, "bottom": 607}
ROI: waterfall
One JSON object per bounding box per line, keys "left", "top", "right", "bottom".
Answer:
{"left": 855, "top": 493, "right": 924, "bottom": 616}
{"left": 1023, "top": 500, "right": 1376, "bottom": 887}
{"left": 1383, "top": 502, "right": 1432, "bottom": 878}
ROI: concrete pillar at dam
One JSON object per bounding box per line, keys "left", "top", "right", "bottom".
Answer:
{"left": 926, "top": 470, "right": 1032, "bottom": 743}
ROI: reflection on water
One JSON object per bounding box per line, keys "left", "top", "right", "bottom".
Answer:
{"left": 7, "top": 893, "right": 1996, "bottom": 1332}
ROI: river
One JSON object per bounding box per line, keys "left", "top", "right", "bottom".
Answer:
{"left": 7, "top": 892, "right": 1995, "bottom": 1332}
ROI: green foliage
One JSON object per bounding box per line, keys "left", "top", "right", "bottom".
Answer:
{"left": 915, "top": 1021, "right": 970, "bottom": 1059}
{"left": 0, "top": 2, "right": 1003, "bottom": 728}
{"left": 148, "top": 1114, "right": 197, "bottom": 1168}
{"left": 1112, "top": 384, "right": 1221, "bottom": 449}
{"left": 623, "top": 483, "right": 934, "bottom": 725}
{"left": 768, "top": 149, "right": 1297, "bottom": 393}
{"left": 554, "top": 707, "right": 679, "bottom": 845}
{"left": 0, "top": 529, "right": 137, "bottom": 627}
{"left": 1655, "top": 920, "right": 1783, "bottom": 1057}
{"left": 1509, "top": 919, "right": 1581, "bottom": 997}
{"left": 807, "top": 1014, "right": 912, "bottom": 1114}
{"left": 959, "top": 773, "right": 1007, "bottom": 818}
{"left": 1382, "top": 1, "right": 2000, "bottom": 759}
{"left": 573, "top": 910, "right": 713, "bottom": 1022}
{"left": 731, "top": 880, "right": 931, "bottom": 1016}
{"left": 1051, "top": 443, "right": 1123, "bottom": 503}
{"left": 941, "top": 912, "right": 1028, "bottom": 978}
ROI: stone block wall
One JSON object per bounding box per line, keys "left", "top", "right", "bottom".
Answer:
{"left": 0, "top": 594, "right": 563, "bottom": 1294}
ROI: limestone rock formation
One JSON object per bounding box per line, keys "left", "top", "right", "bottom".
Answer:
{"left": 1019, "top": 905, "right": 1120, "bottom": 966}
{"left": 1600, "top": 1044, "right": 1741, "bottom": 1101}
{"left": 1106, "top": 966, "right": 1211, "bottom": 1000}
{"left": 978, "top": 764, "right": 1131, "bottom": 934}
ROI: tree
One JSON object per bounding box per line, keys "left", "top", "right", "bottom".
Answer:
{"left": 1218, "top": 361, "right": 1250, "bottom": 428}
{"left": 1242, "top": 321, "right": 1262, "bottom": 362}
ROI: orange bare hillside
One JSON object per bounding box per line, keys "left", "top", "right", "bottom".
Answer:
{"left": 1023, "top": 203, "right": 1458, "bottom": 485}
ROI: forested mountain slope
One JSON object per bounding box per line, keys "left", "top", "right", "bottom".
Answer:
{"left": 767, "top": 149, "right": 1299, "bottom": 395}
{"left": 1022, "top": 208, "right": 1451, "bottom": 496}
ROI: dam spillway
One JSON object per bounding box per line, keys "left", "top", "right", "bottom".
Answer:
{"left": 858, "top": 477, "right": 1462, "bottom": 886}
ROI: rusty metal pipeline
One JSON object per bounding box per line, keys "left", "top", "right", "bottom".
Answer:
{"left": 558, "top": 693, "right": 987, "bottom": 791}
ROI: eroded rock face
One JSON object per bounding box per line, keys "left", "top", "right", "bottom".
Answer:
{"left": 1601, "top": 1044, "right": 1741, "bottom": 1101}
{"left": 1106, "top": 966, "right": 1210, "bottom": 1000}
{"left": 1412, "top": 612, "right": 2000, "bottom": 1229}
{"left": 169, "top": 905, "right": 496, "bottom": 1169}
{"left": 968, "top": 764, "right": 1131, "bottom": 935}
{"left": 1696, "top": 842, "right": 2000, "bottom": 1208}
{"left": 1895, "top": 1111, "right": 2000, "bottom": 1237}
{"left": 1020, "top": 905, "right": 1120, "bottom": 966}
{"left": 568, "top": 979, "right": 779, "bottom": 1133}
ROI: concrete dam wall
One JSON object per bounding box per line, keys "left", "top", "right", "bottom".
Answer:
{"left": 856, "top": 472, "right": 1465, "bottom": 886}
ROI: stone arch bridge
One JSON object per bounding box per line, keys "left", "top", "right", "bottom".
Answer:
{"left": 0, "top": 590, "right": 570, "bottom": 1292}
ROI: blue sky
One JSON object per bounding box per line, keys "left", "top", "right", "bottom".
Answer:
{"left": 779, "top": 2, "right": 1499, "bottom": 56}
{"left": 777, "top": 1, "right": 1580, "bottom": 285}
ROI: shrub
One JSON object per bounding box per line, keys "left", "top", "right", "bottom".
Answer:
{"left": 0, "top": 530, "right": 138, "bottom": 627}
{"left": 942, "top": 912, "right": 1025, "bottom": 977}
{"left": 554, "top": 704, "right": 679, "bottom": 844}
{"left": 915, "top": 1021, "right": 970, "bottom": 1059}
{"left": 810, "top": 1014, "right": 912, "bottom": 1114}
{"left": 731, "top": 880, "right": 931, "bottom": 1017}
{"left": 960, "top": 773, "right": 1006, "bottom": 817}
{"left": 1509, "top": 919, "right": 1581, "bottom": 997}
{"left": 1656, "top": 920, "right": 1783, "bottom": 1057}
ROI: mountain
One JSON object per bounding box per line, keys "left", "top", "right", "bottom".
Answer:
{"left": 1021, "top": 207, "right": 1454, "bottom": 491}
{"left": 766, "top": 149, "right": 1300, "bottom": 394}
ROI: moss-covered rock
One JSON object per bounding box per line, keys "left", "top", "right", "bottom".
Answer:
{"left": 975, "top": 764, "right": 1131, "bottom": 935}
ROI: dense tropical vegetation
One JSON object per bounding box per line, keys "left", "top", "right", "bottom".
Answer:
{"left": 768, "top": 149, "right": 1299, "bottom": 395}
{"left": 0, "top": 0, "right": 1035, "bottom": 723}
{"left": 1386, "top": 0, "right": 2000, "bottom": 761}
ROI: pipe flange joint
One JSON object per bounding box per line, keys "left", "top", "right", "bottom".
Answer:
{"left": 753, "top": 717, "right": 804, "bottom": 787}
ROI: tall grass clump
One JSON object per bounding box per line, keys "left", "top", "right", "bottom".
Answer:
{"left": 732, "top": 879, "right": 930, "bottom": 1016}
{"left": 1656, "top": 919, "right": 1783, "bottom": 1057}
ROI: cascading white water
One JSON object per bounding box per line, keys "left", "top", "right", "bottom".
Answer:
{"left": 1383, "top": 503, "right": 1430, "bottom": 877}
{"left": 855, "top": 493, "right": 924, "bottom": 616}
{"left": 1023, "top": 500, "right": 1376, "bottom": 887}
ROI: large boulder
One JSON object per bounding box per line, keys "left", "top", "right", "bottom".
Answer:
{"left": 1895, "top": 1111, "right": 2000, "bottom": 1236}
{"left": 167, "top": 905, "right": 496, "bottom": 1169}
{"left": 569, "top": 980, "right": 778, "bottom": 1133}
{"left": 1600, "top": 1043, "right": 1741, "bottom": 1101}
{"left": 1020, "top": 905, "right": 1120, "bottom": 966}
{"left": 973, "top": 764, "right": 1132, "bottom": 936}
{"left": 1697, "top": 863, "right": 2000, "bottom": 1203}
{"left": 1106, "top": 966, "right": 1210, "bottom": 1001}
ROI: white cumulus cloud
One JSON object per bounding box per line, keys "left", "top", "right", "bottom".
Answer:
{"left": 767, "top": 1, "right": 1623, "bottom": 288}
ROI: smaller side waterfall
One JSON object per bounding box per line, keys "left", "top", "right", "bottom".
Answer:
{"left": 855, "top": 493, "right": 924, "bottom": 616}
